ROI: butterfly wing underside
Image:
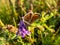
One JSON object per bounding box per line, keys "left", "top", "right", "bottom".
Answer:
{"left": 22, "top": 12, "right": 33, "bottom": 25}
{"left": 30, "top": 13, "right": 40, "bottom": 23}
{"left": 23, "top": 13, "right": 32, "bottom": 22}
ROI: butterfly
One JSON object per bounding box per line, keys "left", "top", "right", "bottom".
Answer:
{"left": 22, "top": 11, "right": 40, "bottom": 26}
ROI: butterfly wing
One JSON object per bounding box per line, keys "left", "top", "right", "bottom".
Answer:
{"left": 23, "top": 12, "right": 32, "bottom": 22}
{"left": 22, "top": 12, "right": 33, "bottom": 26}
{"left": 30, "top": 13, "right": 40, "bottom": 23}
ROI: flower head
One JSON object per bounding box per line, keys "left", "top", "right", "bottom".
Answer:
{"left": 16, "top": 20, "right": 30, "bottom": 38}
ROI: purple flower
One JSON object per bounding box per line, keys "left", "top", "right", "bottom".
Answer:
{"left": 16, "top": 20, "right": 30, "bottom": 38}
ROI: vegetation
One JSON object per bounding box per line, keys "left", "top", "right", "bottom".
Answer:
{"left": 0, "top": 0, "right": 60, "bottom": 45}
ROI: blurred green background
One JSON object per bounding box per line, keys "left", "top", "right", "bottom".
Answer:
{"left": 0, "top": 0, "right": 60, "bottom": 45}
